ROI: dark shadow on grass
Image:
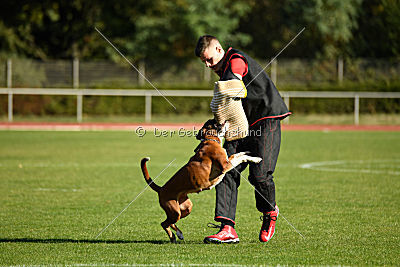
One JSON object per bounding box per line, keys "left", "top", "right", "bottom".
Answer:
{"left": 0, "top": 237, "right": 193, "bottom": 244}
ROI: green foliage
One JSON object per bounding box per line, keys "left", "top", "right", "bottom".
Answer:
{"left": 105, "top": 0, "right": 251, "bottom": 64}
{"left": 301, "top": 0, "right": 362, "bottom": 58}
{"left": 1, "top": 1, "right": 398, "bottom": 61}
{"left": 239, "top": 0, "right": 363, "bottom": 59}
{"left": 0, "top": 0, "right": 251, "bottom": 62}
{"left": 350, "top": 0, "right": 400, "bottom": 57}
{"left": 0, "top": 1, "right": 101, "bottom": 59}
{"left": 11, "top": 58, "right": 47, "bottom": 87}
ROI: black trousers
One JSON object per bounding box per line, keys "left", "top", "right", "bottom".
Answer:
{"left": 214, "top": 119, "right": 281, "bottom": 224}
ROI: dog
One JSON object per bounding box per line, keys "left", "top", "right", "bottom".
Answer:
{"left": 140, "top": 119, "right": 262, "bottom": 243}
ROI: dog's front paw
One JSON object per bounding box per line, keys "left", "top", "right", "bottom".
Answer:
{"left": 234, "top": 151, "right": 250, "bottom": 157}
{"left": 248, "top": 156, "right": 262, "bottom": 163}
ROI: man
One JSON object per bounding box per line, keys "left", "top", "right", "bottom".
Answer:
{"left": 195, "top": 35, "right": 291, "bottom": 243}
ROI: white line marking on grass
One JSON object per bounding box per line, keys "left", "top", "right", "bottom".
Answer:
{"left": 299, "top": 159, "right": 400, "bottom": 176}
{"left": 35, "top": 188, "right": 82, "bottom": 192}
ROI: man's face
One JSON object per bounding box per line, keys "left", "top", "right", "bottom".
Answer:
{"left": 200, "top": 42, "right": 225, "bottom": 71}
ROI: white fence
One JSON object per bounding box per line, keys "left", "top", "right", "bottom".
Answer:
{"left": 2, "top": 58, "right": 400, "bottom": 88}
{"left": 1, "top": 88, "right": 400, "bottom": 125}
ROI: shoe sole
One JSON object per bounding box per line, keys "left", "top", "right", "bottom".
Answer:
{"left": 203, "top": 238, "right": 239, "bottom": 244}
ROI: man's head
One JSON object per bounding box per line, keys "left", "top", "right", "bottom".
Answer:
{"left": 195, "top": 35, "right": 225, "bottom": 71}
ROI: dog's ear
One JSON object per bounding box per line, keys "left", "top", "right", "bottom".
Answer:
{"left": 197, "top": 119, "right": 214, "bottom": 140}
{"left": 215, "top": 122, "right": 223, "bottom": 132}
{"left": 206, "top": 119, "right": 215, "bottom": 126}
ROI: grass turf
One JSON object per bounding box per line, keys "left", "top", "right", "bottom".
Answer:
{"left": 0, "top": 130, "right": 399, "bottom": 265}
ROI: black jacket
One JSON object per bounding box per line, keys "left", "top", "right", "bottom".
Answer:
{"left": 218, "top": 48, "right": 291, "bottom": 126}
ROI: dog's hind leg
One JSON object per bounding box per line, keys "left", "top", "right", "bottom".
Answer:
{"left": 160, "top": 200, "right": 181, "bottom": 243}
{"left": 179, "top": 195, "right": 193, "bottom": 219}
{"left": 170, "top": 195, "right": 193, "bottom": 240}
{"left": 170, "top": 224, "right": 184, "bottom": 240}
{"left": 161, "top": 220, "right": 176, "bottom": 243}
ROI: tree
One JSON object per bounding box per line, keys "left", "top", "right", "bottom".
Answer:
{"left": 238, "top": 0, "right": 362, "bottom": 59}
{"left": 0, "top": 0, "right": 103, "bottom": 59}
{"left": 0, "top": 0, "right": 251, "bottom": 62}
{"left": 301, "top": 0, "right": 362, "bottom": 58}
{"left": 350, "top": 0, "right": 400, "bottom": 57}
{"left": 122, "top": 0, "right": 251, "bottom": 63}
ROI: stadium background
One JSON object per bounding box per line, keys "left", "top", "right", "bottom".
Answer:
{"left": 0, "top": 0, "right": 399, "bottom": 123}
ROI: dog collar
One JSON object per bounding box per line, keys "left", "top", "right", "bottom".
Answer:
{"left": 202, "top": 138, "right": 221, "bottom": 145}
{"left": 193, "top": 138, "right": 221, "bottom": 153}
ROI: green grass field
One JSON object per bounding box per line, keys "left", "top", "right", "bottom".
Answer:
{"left": 0, "top": 130, "right": 399, "bottom": 265}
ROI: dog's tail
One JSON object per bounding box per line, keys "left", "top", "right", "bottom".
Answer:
{"left": 140, "top": 157, "right": 162, "bottom": 193}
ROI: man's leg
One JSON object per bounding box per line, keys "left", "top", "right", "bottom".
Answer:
{"left": 248, "top": 119, "right": 281, "bottom": 242}
{"left": 214, "top": 165, "right": 244, "bottom": 225}
{"left": 204, "top": 139, "right": 247, "bottom": 243}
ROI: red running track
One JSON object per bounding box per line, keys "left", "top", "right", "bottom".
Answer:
{"left": 0, "top": 122, "right": 399, "bottom": 131}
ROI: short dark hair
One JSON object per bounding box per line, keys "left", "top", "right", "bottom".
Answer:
{"left": 195, "top": 35, "right": 218, "bottom": 57}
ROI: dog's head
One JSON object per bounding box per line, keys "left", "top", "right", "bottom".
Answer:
{"left": 196, "top": 119, "right": 229, "bottom": 142}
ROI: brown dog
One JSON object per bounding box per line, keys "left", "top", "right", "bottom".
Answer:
{"left": 140, "top": 119, "right": 262, "bottom": 243}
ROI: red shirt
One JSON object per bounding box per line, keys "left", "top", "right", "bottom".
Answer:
{"left": 230, "top": 57, "right": 247, "bottom": 77}
{"left": 217, "top": 48, "right": 248, "bottom": 78}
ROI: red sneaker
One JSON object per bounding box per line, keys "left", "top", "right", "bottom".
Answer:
{"left": 204, "top": 225, "right": 239, "bottom": 244}
{"left": 259, "top": 205, "right": 279, "bottom": 242}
